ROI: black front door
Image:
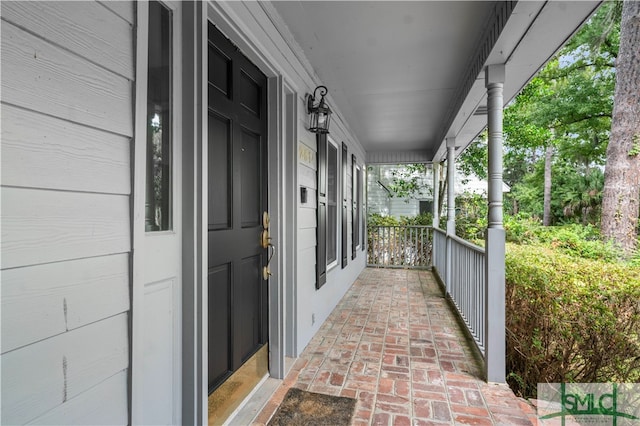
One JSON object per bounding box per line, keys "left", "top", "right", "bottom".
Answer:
{"left": 207, "top": 23, "right": 268, "bottom": 393}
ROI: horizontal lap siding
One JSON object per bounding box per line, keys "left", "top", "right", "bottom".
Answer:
{"left": 1, "top": 314, "right": 129, "bottom": 425}
{"left": 1, "top": 20, "right": 132, "bottom": 137}
{"left": 0, "top": 2, "right": 134, "bottom": 424}
{"left": 1, "top": 1, "right": 134, "bottom": 79}
{"left": 1, "top": 254, "right": 130, "bottom": 354}
{"left": 1, "top": 105, "right": 131, "bottom": 194}
{"left": 1, "top": 188, "right": 130, "bottom": 269}
{"left": 26, "top": 371, "right": 128, "bottom": 426}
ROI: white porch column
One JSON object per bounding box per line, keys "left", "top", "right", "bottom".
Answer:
{"left": 432, "top": 162, "right": 440, "bottom": 228}
{"left": 446, "top": 137, "right": 456, "bottom": 235}
{"left": 445, "top": 137, "right": 456, "bottom": 294}
{"left": 484, "top": 64, "right": 506, "bottom": 383}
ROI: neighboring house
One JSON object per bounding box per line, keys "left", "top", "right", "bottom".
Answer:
{"left": 367, "top": 164, "right": 509, "bottom": 219}
{"left": 0, "top": 1, "right": 599, "bottom": 424}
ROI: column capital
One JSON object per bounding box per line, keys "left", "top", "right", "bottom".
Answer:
{"left": 446, "top": 137, "right": 456, "bottom": 148}
{"left": 485, "top": 64, "right": 505, "bottom": 87}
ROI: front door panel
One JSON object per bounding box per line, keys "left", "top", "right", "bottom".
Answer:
{"left": 207, "top": 23, "right": 268, "bottom": 393}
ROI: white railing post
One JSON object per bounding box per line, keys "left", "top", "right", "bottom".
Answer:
{"left": 432, "top": 163, "right": 440, "bottom": 270}
{"left": 485, "top": 64, "right": 506, "bottom": 383}
{"left": 432, "top": 162, "right": 440, "bottom": 229}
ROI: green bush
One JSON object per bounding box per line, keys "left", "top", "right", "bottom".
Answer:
{"left": 367, "top": 212, "right": 433, "bottom": 228}
{"left": 400, "top": 212, "right": 433, "bottom": 226}
{"left": 526, "top": 223, "right": 622, "bottom": 261}
{"left": 504, "top": 214, "right": 540, "bottom": 244}
{"left": 457, "top": 213, "right": 629, "bottom": 262}
{"left": 367, "top": 213, "right": 399, "bottom": 227}
{"left": 505, "top": 244, "right": 640, "bottom": 398}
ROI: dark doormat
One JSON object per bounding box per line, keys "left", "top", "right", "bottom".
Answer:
{"left": 267, "top": 387, "right": 357, "bottom": 426}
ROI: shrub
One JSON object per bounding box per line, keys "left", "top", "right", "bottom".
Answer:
{"left": 367, "top": 212, "right": 433, "bottom": 228}
{"left": 367, "top": 213, "right": 399, "bottom": 227}
{"left": 504, "top": 214, "right": 540, "bottom": 244}
{"left": 531, "top": 224, "right": 622, "bottom": 261}
{"left": 400, "top": 212, "right": 433, "bottom": 226}
{"left": 505, "top": 244, "right": 640, "bottom": 398}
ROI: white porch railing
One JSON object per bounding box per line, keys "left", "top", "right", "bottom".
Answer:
{"left": 432, "top": 228, "right": 486, "bottom": 356}
{"left": 367, "top": 225, "right": 432, "bottom": 268}
{"left": 432, "top": 228, "right": 447, "bottom": 277}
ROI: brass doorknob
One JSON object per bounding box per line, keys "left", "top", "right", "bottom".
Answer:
{"left": 261, "top": 229, "right": 271, "bottom": 249}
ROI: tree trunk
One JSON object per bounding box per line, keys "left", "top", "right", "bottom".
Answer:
{"left": 601, "top": 0, "right": 640, "bottom": 256}
{"left": 543, "top": 144, "right": 554, "bottom": 226}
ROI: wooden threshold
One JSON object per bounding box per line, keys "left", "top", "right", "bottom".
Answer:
{"left": 208, "top": 345, "right": 269, "bottom": 425}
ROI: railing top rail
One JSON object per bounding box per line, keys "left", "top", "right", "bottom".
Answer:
{"left": 448, "top": 233, "right": 485, "bottom": 254}
{"left": 432, "top": 227, "right": 446, "bottom": 236}
{"left": 368, "top": 225, "right": 433, "bottom": 229}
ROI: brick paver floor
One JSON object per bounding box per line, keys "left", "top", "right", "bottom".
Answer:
{"left": 253, "top": 268, "right": 537, "bottom": 425}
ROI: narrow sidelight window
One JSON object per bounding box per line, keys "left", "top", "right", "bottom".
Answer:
{"left": 145, "top": 1, "right": 173, "bottom": 231}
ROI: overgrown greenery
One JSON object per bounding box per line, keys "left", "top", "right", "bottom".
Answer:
{"left": 367, "top": 212, "right": 433, "bottom": 227}
{"left": 505, "top": 243, "right": 640, "bottom": 397}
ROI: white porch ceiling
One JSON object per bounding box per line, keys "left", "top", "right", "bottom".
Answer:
{"left": 271, "top": 1, "right": 601, "bottom": 162}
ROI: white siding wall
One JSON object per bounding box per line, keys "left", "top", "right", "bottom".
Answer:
{"left": 210, "top": 1, "right": 368, "bottom": 355}
{"left": 1, "top": 2, "right": 134, "bottom": 424}
{"left": 367, "top": 168, "right": 392, "bottom": 216}
{"left": 389, "top": 198, "right": 420, "bottom": 219}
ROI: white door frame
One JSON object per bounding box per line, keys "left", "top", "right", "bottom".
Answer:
{"left": 180, "top": 1, "right": 208, "bottom": 425}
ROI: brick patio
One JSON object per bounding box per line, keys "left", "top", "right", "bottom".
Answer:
{"left": 252, "top": 268, "right": 537, "bottom": 425}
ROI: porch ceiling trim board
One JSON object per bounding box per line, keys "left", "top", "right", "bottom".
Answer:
{"left": 366, "top": 150, "right": 431, "bottom": 165}
{"left": 434, "top": 0, "right": 602, "bottom": 161}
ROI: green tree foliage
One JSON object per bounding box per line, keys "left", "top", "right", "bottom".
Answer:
{"left": 459, "top": 1, "right": 621, "bottom": 226}
{"left": 386, "top": 163, "right": 429, "bottom": 200}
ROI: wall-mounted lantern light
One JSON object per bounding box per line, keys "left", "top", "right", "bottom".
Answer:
{"left": 306, "top": 85, "right": 332, "bottom": 134}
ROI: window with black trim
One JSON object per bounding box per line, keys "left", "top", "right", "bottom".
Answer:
{"left": 361, "top": 165, "right": 366, "bottom": 251}
{"left": 352, "top": 155, "right": 359, "bottom": 259}
{"left": 327, "top": 140, "right": 338, "bottom": 266}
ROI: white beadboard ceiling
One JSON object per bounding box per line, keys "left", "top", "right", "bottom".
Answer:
{"left": 271, "top": 1, "right": 601, "bottom": 162}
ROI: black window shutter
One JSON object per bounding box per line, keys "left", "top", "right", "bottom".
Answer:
{"left": 316, "top": 133, "right": 327, "bottom": 289}
{"left": 360, "top": 165, "right": 365, "bottom": 251}
{"left": 352, "top": 154, "right": 358, "bottom": 260}
{"left": 341, "top": 142, "right": 348, "bottom": 268}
